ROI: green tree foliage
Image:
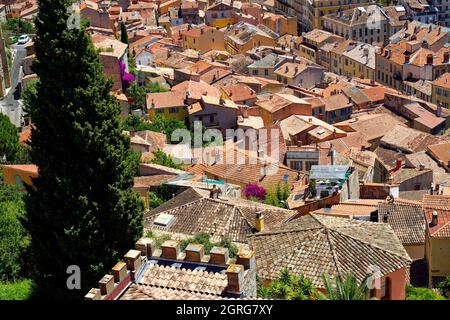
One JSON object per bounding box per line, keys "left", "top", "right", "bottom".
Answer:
{"left": 2, "top": 18, "right": 34, "bottom": 35}
{"left": 0, "top": 183, "right": 30, "bottom": 281}
{"left": 147, "top": 191, "right": 164, "bottom": 209}
{"left": 23, "top": 0, "right": 144, "bottom": 299}
{"left": 179, "top": 233, "right": 238, "bottom": 258}
{"left": 123, "top": 114, "right": 185, "bottom": 141}
{"left": 406, "top": 284, "right": 447, "bottom": 300}
{"left": 316, "top": 273, "right": 372, "bottom": 300}
{"left": 150, "top": 150, "right": 182, "bottom": 169}
{"left": 438, "top": 276, "right": 450, "bottom": 298}
{"left": 264, "top": 182, "right": 290, "bottom": 208}
{"left": 0, "top": 279, "right": 35, "bottom": 300}
{"left": 0, "top": 113, "right": 21, "bottom": 162}
{"left": 0, "top": 202, "right": 30, "bottom": 281}
{"left": 120, "top": 22, "right": 128, "bottom": 44}
{"left": 257, "top": 268, "right": 314, "bottom": 300}
{"left": 126, "top": 82, "right": 168, "bottom": 112}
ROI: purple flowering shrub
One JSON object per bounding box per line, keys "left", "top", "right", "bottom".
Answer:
{"left": 243, "top": 183, "right": 266, "bottom": 201}
{"left": 119, "top": 60, "right": 135, "bottom": 90}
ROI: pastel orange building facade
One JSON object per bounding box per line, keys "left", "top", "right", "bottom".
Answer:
{"left": 1, "top": 164, "right": 38, "bottom": 190}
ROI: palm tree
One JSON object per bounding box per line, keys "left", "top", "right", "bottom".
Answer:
{"left": 316, "top": 273, "right": 374, "bottom": 300}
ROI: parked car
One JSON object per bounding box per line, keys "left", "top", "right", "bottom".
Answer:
{"left": 17, "top": 35, "right": 30, "bottom": 45}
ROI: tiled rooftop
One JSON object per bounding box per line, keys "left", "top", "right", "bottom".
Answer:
{"left": 422, "top": 194, "right": 450, "bottom": 238}
{"left": 378, "top": 202, "right": 426, "bottom": 245}
{"left": 145, "top": 188, "right": 297, "bottom": 243}
{"left": 248, "top": 214, "right": 411, "bottom": 286}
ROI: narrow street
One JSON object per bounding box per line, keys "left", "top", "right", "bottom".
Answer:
{"left": 0, "top": 43, "right": 27, "bottom": 127}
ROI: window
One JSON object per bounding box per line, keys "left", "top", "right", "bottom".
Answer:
{"left": 264, "top": 69, "right": 269, "bottom": 76}
{"left": 290, "top": 160, "right": 302, "bottom": 171}
{"left": 169, "top": 107, "right": 179, "bottom": 113}
{"left": 209, "top": 115, "right": 215, "bottom": 123}
{"left": 14, "top": 175, "right": 24, "bottom": 189}
{"left": 381, "top": 278, "right": 391, "bottom": 300}
{"left": 156, "top": 109, "right": 164, "bottom": 114}
{"left": 252, "top": 69, "right": 258, "bottom": 75}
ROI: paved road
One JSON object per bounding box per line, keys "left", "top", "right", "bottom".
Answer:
{"left": 0, "top": 43, "right": 27, "bottom": 127}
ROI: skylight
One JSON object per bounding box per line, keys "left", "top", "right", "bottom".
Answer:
{"left": 154, "top": 213, "right": 175, "bottom": 227}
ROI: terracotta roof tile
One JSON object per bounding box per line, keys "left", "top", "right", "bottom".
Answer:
{"left": 427, "top": 142, "right": 450, "bottom": 166}
{"left": 146, "top": 91, "right": 185, "bottom": 109}
{"left": 145, "top": 188, "right": 296, "bottom": 243}
{"left": 422, "top": 194, "right": 450, "bottom": 238}
{"left": 380, "top": 125, "right": 450, "bottom": 154}
{"left": 433, "top": 72, "right": 450, "bottom": 89}
{"left": 172, "top": 80, "right": 222, "bottom": 100}
{"left": 248, "top": 214, "right": 411, "bottom": 285}
{"left": 222, "top": 85, "right": 256, "bottom": 103}
{"left": 378, "top": 202, "right": 426, "bottom": 245}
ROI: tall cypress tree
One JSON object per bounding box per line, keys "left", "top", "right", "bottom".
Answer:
{"left": 120, "top": 22, "right": 128, "bottom": 44}
{"left": 24, "top": 0, "right": 144, "bottom": 299}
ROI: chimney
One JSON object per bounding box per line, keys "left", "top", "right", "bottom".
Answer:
{"left": 255, "top": 211, "right": 264, "bottom": 232}
{"left": 437, "top": 103, "right": 443, "bottom": 117}
{"left": 209, "top": 184, "right": 219, "bottom": 199}
{"left": 184, "top": 243, "right": 205, "bottom": 263}
{"left": 330, "top": 149, "right": 335, "bottom": 165}
{"left": 84, "top": 288, "right": 101, "bottom": 300}
{"left": 210, "top": 246, "right": 230, "bottom": 265}
{"left": 419, "top": 162, "right": 425, "bottom": 171}
{"left": 443, "top": 52, "right": 449, "bottom": 63}
{"left": 426, "top": 54, "right": 433, "bottom": 65}
{"left": 226, "top": 264, "right": 245, "bottom": 296}
{"left": 394, "top": 159, "right": 402, "bottom": 171}
{"left": 135, "top": 237, "right": 156, "bottom": 258}
{"left": 384, "top": 174, "right": 393, "bottom": 185}
{"left": 161, "top": 240, "right": 180, "bottom": 259}
{"left": 111, "top": 261, "right": 128, "bottom": 283}
{"left": 236, "top": 250, "right": 255, "bottom": 270}
{"left": 383, "top": 211, "right": 389, "bottom": 223}
{"left": 404, "top": 53, "right": 410, "bottom": 64}
{"left": 124, "top": 249, "right": 142, "bottom": 272}
{"left": 98, "top": 274, "right": 114, "bottom": 296}
{"left": 429, "top": 210, "right": 439, "bottom": 227}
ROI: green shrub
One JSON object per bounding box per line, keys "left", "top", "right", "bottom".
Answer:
{"left": 438, "top": 276, "right": 450, "bottom": 297}
{"left": 406, "top": 284, "right": 447, "bottom": 300}
{"left": 179, "top": 232, "right": 238, "bottom": 258}
{"left": 257, "top": 268, "right": 314, "bottom": 300}
{"left": 0, "top": 279, "right": 35, "bottom": 300}
{"left": 0, "top": 202, "right": 30, "bottom": 281}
